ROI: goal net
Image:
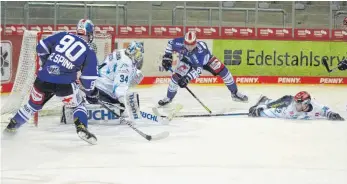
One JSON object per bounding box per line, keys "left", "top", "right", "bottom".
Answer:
{"left": 1, "top": 30, "right": 113, "bottom": 125}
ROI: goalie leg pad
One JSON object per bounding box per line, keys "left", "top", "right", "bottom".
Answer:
{"left": 124, "top": 92, "right": 142, "bottom": 121}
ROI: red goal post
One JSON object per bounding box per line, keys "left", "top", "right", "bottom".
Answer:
{"left": 1, "top": 30, "right": 114, "bottom": 125}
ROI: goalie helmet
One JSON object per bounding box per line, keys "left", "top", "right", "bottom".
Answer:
{"left": 184, "top": 31, "right": 197, "bottom": 52}
{"left": 125, "top": 41, "right": 144, "bottom": 70}
{"left": 76, "top": 19, "right": 95, "bottom": 43}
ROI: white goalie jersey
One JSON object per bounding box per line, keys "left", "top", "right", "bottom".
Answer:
{"left": 96, "top": 49, "right": 142, "bottom": 102}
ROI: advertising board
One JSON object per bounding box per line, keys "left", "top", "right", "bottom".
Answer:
{"left": 213, "top": 40, "right": 347, "bottom": 77}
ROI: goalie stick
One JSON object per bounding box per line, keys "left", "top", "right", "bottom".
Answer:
{"left": 98, "top": 100, "right": 170, "bottom": 141}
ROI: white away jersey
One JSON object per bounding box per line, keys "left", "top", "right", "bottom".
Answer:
{"left": 260, "top": 100, "right": 332, "bottom": 120}
{"left": 96, "top": 49, "right": 137, "bottom": 100}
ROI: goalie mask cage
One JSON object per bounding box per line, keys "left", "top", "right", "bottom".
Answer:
{"left": 1, "top": 30, "right": 114, "bottom": 125}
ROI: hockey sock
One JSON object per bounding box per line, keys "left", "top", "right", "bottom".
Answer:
{"left": 73, "top": 104, "right": 88, "bottom": 128}
{"left": 13, "top": 101, "right": 42, "bottom": 128}
{"left": 167, "top": 74, "right": 180, "bottom": 99}
{"left": 218, "top": 67, "right": 237, "bottom": 94}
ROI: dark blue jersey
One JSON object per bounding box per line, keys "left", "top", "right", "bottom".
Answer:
{"left": 165, "top": 37, "right": 213, "bottom": 79}
{"left": 165, "top": 37, "right": 212, "bottom": 68}
{"left": 36, "top": 32, "right": 98, "bottom": 92}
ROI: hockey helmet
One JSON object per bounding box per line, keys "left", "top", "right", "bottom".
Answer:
{"left": 294, "top": 91, "right": 311, "bottom": 111}
{"left": 77, "top": 19, "right": 95, "bottom": 43}
{"left": 125, "top": 41, "right": 144, "bottom": 69}
{"left": 184, "top": 31, "right": 197, "bottom": 52}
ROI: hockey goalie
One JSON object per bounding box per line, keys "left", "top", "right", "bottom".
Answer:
{"left": 248, "top": 91, "right": 345, "bottom": 121}
{"left": 62, "top": 41, "right": 145, "bottom": 124}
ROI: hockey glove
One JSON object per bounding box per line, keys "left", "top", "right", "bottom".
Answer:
{"left": 178, "top": 75, "right": 190, "bottom": 88}
{"left": 248, "top": 106, "right": 264, "bottom": 117}
{"left": 162, "top": 53, "right": 173, "bottom": 71}
{"left": 337, "top": 59, "right": 347, "bottom": 71}
{"left": 327, "top": 112, "right": 345, "bottom": 121}
{"left": 86, "top": 88, "right": 99, "bottom": 104}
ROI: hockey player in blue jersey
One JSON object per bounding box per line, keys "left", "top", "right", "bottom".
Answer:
{"left": 4, "top": 19, "right": 99, "bottom": 145}
{"left": 158, "top": 31, "right": 248, "bottom": 106}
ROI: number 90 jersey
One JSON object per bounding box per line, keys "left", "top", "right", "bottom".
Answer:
{"left": 95, "top": 49, "right": 138, "bottom": 101}
{"left": 36, "top": 32, "right": 98, "bottom": 88}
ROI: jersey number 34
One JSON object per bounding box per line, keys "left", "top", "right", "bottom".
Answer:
{"left": 55, "top": 35, "right": 87, "bottom": 62}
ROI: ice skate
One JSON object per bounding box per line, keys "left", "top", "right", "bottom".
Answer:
{"left": 231, "top": 91, "right": 248, "bottom": 102}
{"left": 158, "top": 97, "right": 172, "bottom": 107}
{"left": 74, "top": 119, "right": 97, "bottom": 145}
{"left": 3, "top": 118, "right": 18, "bottom": 135}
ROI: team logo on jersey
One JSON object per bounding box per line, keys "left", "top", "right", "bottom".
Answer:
{"left": 0, "top": 41, "right": 12, "bottom": 82}
{"left": 47, "top": 65, "right": 60, "bottom": 75}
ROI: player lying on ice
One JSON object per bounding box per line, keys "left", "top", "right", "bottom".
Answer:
{"left": 248, "top": 91, "right": 344, "bottom": 121}
{"left": 62, "top": 41, "right": 147, "bottom": 125}
{"left": 4, "top": 19, "right": 100, "bottom": 144}
{"left": 158, "top": 31, "right": 248, "bottom": 106}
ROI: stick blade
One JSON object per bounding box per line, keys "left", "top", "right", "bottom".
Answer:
{"left": 146, "top": 131, "right": 170, "bottom": 141}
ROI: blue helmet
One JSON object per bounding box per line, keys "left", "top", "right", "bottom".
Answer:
{"left": 76, "top": 19, "right": 95, "bottom": 43}
{"left": 125, "top": 41, "right": 144, "bottom": 69}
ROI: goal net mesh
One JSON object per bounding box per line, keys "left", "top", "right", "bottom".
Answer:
{"left": 1, "top": 30, "right": 113, "bottom": 123}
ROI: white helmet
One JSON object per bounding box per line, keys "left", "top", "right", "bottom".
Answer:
{"left": 76, "top": 19, "right": 95, "bottom": 43}
{"left": 125, "top": 41, "right": 144, "bottom": 69}
{"left": 184, "top": 31, "right": 197, "bottom": 52}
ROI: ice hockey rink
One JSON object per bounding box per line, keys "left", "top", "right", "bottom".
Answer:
{"left": 1, "top": 84, "right": 347, "bottom": 184}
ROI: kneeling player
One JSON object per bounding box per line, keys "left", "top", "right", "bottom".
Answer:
{"left": 63, "top": 41, "right": 144, "bottom": 124}
{"left": 249, "top": 91, "right": 344, "bottom": 121}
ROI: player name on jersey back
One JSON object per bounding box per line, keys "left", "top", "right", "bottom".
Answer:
{"left": 48, "top": 53, "right": 75, "bottom": 69}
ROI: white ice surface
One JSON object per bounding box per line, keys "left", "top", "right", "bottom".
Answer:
{"left": 1, "top": 85, "right": 347, "bottom": 184}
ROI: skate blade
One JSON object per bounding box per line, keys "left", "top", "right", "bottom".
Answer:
{"left": 232, "top": 98, "right": 249, "bottom": 103}
{"left": 77, "top": 132, "right": 97, "bottom": 145}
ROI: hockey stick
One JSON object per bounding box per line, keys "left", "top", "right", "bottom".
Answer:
{"left": 322, "top": 58, "right": 339, "bottom": 73}
{"left": 98, "top": 100, "right": 170, "bottom": 141}
{"left": 169, "top": 68, "right": 212, "bottom": 114}
{"left": 153, "top": 111, "right": 248, "bottom": 118}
